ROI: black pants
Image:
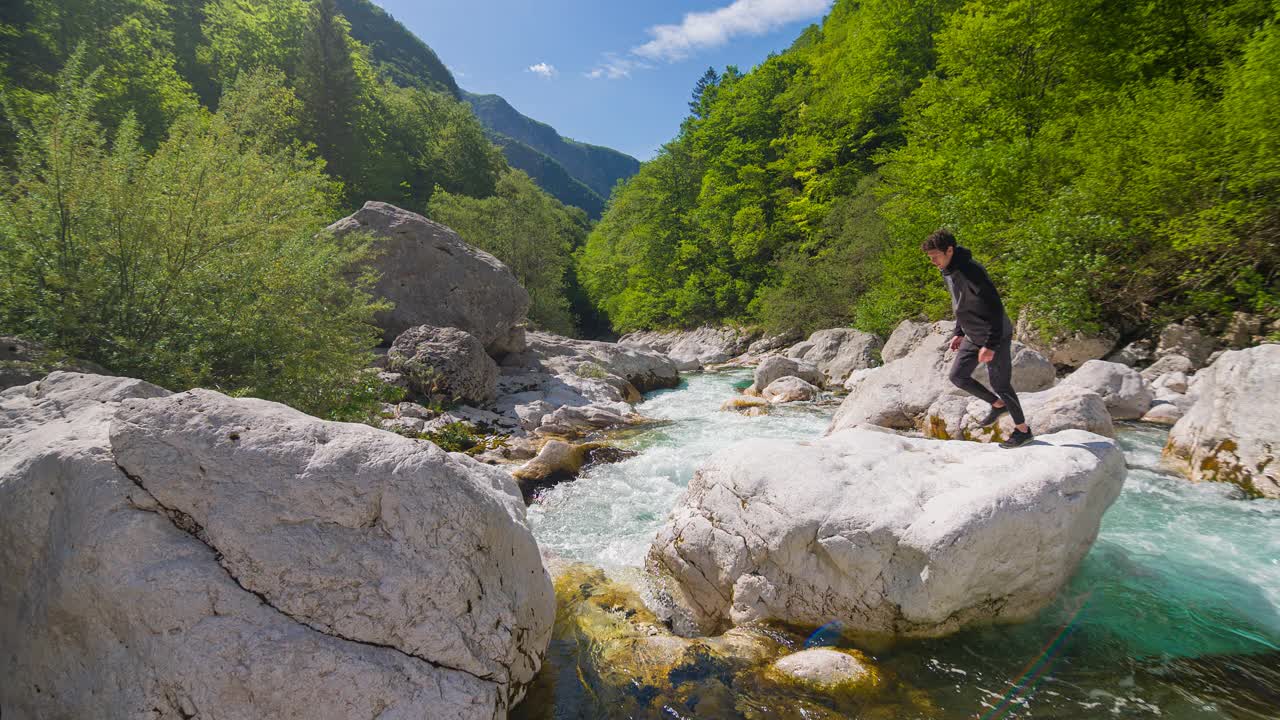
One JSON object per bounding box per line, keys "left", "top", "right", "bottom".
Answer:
{"left": 949, "top": 337, "right": 1026, "bottom": 426}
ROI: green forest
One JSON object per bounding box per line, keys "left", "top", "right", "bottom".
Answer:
{"left": 0, "top": 0, "right": 593, "bottom": 415}
{"left": 1, "top": 0, "right": 1277, "bottom": 417}
{"left": 577, "top": 0, "right": 1280, "bottom": 340}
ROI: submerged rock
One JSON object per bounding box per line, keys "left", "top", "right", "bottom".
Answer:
{"left": 1164, "top": 344, "right": 1280, "bottom": 498}
{"left": 328, "top": 201, "right": 530, "bottom": 351}
{"left": 512, "top": 440, "right": 635, "bottom": 500}
{"left": 1, "top": 372, "right": 553, "bottom": 719}
{"left": 647, "top": 427, "right": 1125, "bottom": 639}
{"left": 721, "top": 396, "right": 771, "bottom": 416}
{"left": 769, "top": 648, "right": 881, "bottom": 694}
{"left": 516, "top": 563, "right": 930, "bottom": 720}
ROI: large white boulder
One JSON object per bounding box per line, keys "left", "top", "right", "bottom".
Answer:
{"left": 753, "top": 355, "right": 823, "bottom": 391}
{"left": 647, "top": 428, "right": 1125, "bottom": 638}
{"left": 924, "top": 384, "right": 1115, "bottom": 441}
{"left": 1061, "top": 360, "right": 1154, "bottom": 420}
{"left": 829, "top": 323, "right": 1054, "bottom": 435}
{"left": 329, "top": 202, "right": 530, "bottom": 351}
{"left": 785, "top": 328, "right": 884, "bottom": 387}
{"left": 1165, "top": 345, "right": 1280, "bottom": 498}
{"left": 0, "top": 372, "right": 553, "bottom": 719}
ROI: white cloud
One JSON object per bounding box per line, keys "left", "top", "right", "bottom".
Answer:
{"left": 585, "top": 0, "right": 831, "bottom": 80}
{"left": 634, "top": 0, "right": 832, "bottom": 62}
{"left": 527, "top": 62, "right": 557, "bottom": 79}
{"left": 447, "top": 65, "right": 467, "bottom": 79}
{"left": 585, "top": 54, "right": 650, "bottom": 80}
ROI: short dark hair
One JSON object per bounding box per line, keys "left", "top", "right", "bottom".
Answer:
{"left": 922, "top": 228, "right": 957, "bottom": 253}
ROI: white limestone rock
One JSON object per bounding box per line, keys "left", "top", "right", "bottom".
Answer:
{"left": 762, "top": 376, "right": 821, "bottom": 404}
{"left": 647, "top": 428, "right": 1125, "bottom": 638}
{"left": 1165, "top": 345, "right": 1280, "bottom": 498}
{"left": 753, "top": 355, "right": 823, "bottom": 391}
{"left": 328, "top": 202, "right": 530, "bottom": 351}
{"left": 924, "top": 384, "right": 1115, "bottom": 442}
{"left": 785, "top": 328, "right": 884, "bottom": 387}
{"left": 620, "top": 327, "right": 759, "bottom": 371}
{"left": 829, "top": 322, "right": 1054, "bottom": 435}
{"left": 881, "top": 320, "right": 933, "bottom": 363}
{"left": 2, "top": 373, "right": 552, "bottom": 719}
{"left": 1141, "top": 354, "right": 1195, "bottom": 380}
{"left": 1061, "top": 360, "right": 1154, "bottom": 420}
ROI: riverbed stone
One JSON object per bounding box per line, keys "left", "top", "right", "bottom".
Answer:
{"left": 769, "top": 649, "right": 881, "bottom": 693}
{"left": 754, "top": 355, "right": 823, "bottom": 391}
{"left": 1141, "top": 353, "right": 1196, "bottom": 380}
{"left": 762, "top": 376, "right": 821, "bottom": 404}
{"left": 328, "top": 202, "right": 530, "bottom": 350}
{"left": 388, "top": 325, "right": 499, "bottom": 405}
{"left": 1061, "top": 360, "right": 1154, "bottom": 420}
{"left": 1156, "top": 322, "right": 1217, "bottom": 368}
{"left": 1164, "top": 344, "right": 1280, "bottom": 498}
{"left": 647, "top": 427, "right": 1125, "bottom": 639}
{"left": 924, "top": 384, "right": 1114, "bottom": 442}
{"left": 786, "top": 328, "right": 884, "bottom": 387}
{"left": 721, "top": 397, "right": 771, "bottom": 416}
{"left": 829, "top": 322, "right": 1054, "bottom": 435}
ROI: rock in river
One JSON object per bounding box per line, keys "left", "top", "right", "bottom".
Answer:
{"left": 647, "top": 427, "right": 1126, "bottom": 639}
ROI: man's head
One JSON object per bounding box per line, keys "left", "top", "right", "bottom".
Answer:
{"left": 922, "top": 228, "right": 957, "bottom": 269}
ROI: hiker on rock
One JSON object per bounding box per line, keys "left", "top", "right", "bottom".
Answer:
{"left": 923, "top": 228, "right": 1033, "bottom": 449}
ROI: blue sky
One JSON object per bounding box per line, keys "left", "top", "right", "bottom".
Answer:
{"left": 368, "top": 1, "right": 833, "bottom": 161}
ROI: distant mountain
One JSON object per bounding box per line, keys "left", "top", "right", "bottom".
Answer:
{"left": 464, "top": 92, "right": 641, "bottom": 202}
{"left": 335, "top": 0, "right": 638, "bottom": 218}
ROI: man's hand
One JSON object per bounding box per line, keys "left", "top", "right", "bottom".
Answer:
{"left": 978, "top": 347, "right": 995, "bottom": 364}
{"left": 950, "top": 335, "right": 963, "bottom": 351}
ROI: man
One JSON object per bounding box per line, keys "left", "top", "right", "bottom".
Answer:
{"left": 923, "top": 228, "right": 1033, "bottom": 448}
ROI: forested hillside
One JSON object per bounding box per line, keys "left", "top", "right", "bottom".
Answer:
{"left": 334, "top": 0, "right": 459, "bottom": 97}
{"left": 0, "top": 0, "right": 593, "bottom": 415}
{"left": 578, "top": 0, "right": 1280, "bottom": 340}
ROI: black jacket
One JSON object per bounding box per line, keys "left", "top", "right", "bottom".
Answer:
{"left": 941, "top": 246, "right": 1011, "bottom": 349}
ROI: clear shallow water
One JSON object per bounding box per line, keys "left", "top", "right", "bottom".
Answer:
{"left": 525, "top": 370, "right": 1280, "bottom": 719}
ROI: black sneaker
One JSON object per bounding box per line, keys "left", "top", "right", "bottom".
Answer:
{"left": 976, "top": 404, "right": 1008, "bottom": 427}
{"left": 1000, "top": 428, "right": 1034, "bottom": 449}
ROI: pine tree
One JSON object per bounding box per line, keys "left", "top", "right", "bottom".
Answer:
{"left": 689, "top": 66, "right": 720, "bottom": 118}
{"left": 297, "top": 0, "right": 360, "bottom": 187}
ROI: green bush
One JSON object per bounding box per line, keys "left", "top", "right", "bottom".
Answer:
{"left": 0, "top": 56, "right": 387, "bottom": 416}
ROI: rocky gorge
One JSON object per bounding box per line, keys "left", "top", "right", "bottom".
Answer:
{"left": 3, "top": 203, "right": 1278, "bottom": 719}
